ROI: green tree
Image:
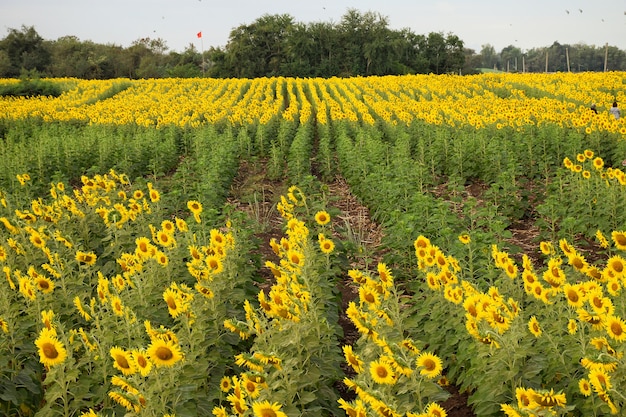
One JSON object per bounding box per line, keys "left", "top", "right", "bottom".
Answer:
{"left": 0, "top": 25, "right": 50, "bottom": 77}
{"left": 500, "top": 45, "right": 522, "bottom": 72}
{"left": 225, "top": 14, "right": 295, "bottom": 78}
{"left": 480, "top": 44, "right": 499, "bottom": 70}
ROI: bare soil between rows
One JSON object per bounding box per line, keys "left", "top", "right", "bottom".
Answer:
{"left": 228, "top": 159, "right": 487, "bottom": 416}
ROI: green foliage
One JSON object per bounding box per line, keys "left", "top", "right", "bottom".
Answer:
{"left": 0, "top": 71, "right": 62, "bottom": 97}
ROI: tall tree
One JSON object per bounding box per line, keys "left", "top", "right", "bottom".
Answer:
{"left": 225, "top": 14, "right": 295, "bottom": 78}
{"left": 479, "top": 44, "right": 499, "bottom": 70}
{"left": 500, "top": 45, "right": 522, "bottom": 72}
{"left": 0, "top": 25, "right": 50, "bottom": 77}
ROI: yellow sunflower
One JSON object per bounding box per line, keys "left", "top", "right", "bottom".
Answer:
{"left": 131, "top": 350, "right": 152, "bottom": 377}
{"left": 578, "top": 378, "right": 592, "bottom": 396}
{"left": 611, "top": 231, "right": 626, "bottom": 251}
{"left": 369, "top": 358, "right": 396, "bottom": 384}
{"left": 110, "top": 346, "right": 136, "bottom": 376}
{"left": 187, "top": 200, "right": 203, "bottom": 223}
{"left": 562, "top": 283, "right": 585, "bottom": 308}
{"left": 416, "top": 352, "right": 443, "bottom": 379}
{"left": 147, "top": 339, "right": 183, "bottom": 367}
{"left": 251, "top": 401, "right": 288, "bottom": 417}
{"left": 75, "top": 250, "right": 97, "bottom": 266}
{"left": 220, "top": 376, "right": 232, "bottom": 392}
{"left": 605, "top": 315, "right": 626, "bottom": 342}
{"left": 314, "top": 210, "right": 331, "bottom": 226}
{"left": 342, "top": 345, "right": 364, "bottom": 373}
{"left": 458, "top": 233, "right": 471, "bottom": 244}
{"left": 35, "top": 328, "right": 67, "bottom": 367}
{"left": 528, "top": 316, "right": 542, "bottom": 337}
{"left": 319, "top": 238, "right": 335, "bottom": 254}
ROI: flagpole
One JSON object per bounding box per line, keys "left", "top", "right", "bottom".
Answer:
{"left": 197, "top": 31, "right": 205, "bottom": 77}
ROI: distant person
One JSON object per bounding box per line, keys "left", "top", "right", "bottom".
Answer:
{"left": 590, "top": 103, "right": 597, "bottom": 114}
{"left": 610, "top": 101, "right": 621, "bottom": 120}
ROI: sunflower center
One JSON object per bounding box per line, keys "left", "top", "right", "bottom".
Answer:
{"left": 155, "top": 346, "right": 174, "bottom": 361}
{"left": 611, "top": 321, "right": 623, "bottom": 336}
{"left": 423, "top": 359, "right": 436, "bottom": 371}
{"left": 116, "top": 354, "right": 130, "bottom": 369}
{"left": 137, "top": 356, "right": 148, "bottom": 367}
{"left": 260, "top": 410, "right": 277, "bottom": 417}
{"left": 376, "top": 365, "right": 388, "bottom": 378}
{"left": 42, "top": 342, "right": 59, "bottom": 359}
{"left": 166, "top": 296, "right": 177, "bottom": 310}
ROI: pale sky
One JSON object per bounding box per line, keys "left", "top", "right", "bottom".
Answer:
{"left": 2, "top": 0, "right": 625, "bottom": 53}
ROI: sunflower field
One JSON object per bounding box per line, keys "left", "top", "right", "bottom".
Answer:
{"left": 0, "top": 72, "right": 626, "bottom": 417}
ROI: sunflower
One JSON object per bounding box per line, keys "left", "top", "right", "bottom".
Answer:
{"left": 578, "top": 378, "right": 592, "bottom": 396}
{"left": 75, "top": 250, "right": 97, "bottom": 266}
{"left": 110, "top": 296, "right": 124, "bottom": 317}
{"left": 187, "top": 200, "right": 203, "bottom": 223}
{"left": 562, "top": 283, "right": 585, "bottom": 308}
{"left": 606, "top": 255, "right": 626, "bottom": 277}
{"left": 287, "top": 250, "right": 304, "bottom": 266}
{"left": 515, "top": 387, "right": 537, "bottom": 409}
{"left": 319, "top": 238, "right": 335, "bottom": 254}
{"left": 134, "top": 237, "right": 154, "bottom": 260}
{"left": 458, "top": 233, "right": 471, "bottom": 244}
{"left": 34, "top": 276, "right": 55, "bottom": 294}
{"left": 205, "top": 254, "right": 224, "bottom": 274}
{"left": 563, "top": 157, "right": 574, "bottom": 170}
{"left": 35, "top": 328, "right": 67, "bottom": 367}
{"left": 342, "top": 345, "right": 364, "bottom": 373}
{"left": 592, "top": 156, "right": 604, "bottom": 170}
{"left": 0, "top": 317, "right": 9, "bottom": 334}
{"left": 73, "top": 296, "right": 92, "bottom": 321}
{"left": 425, "top": 402, "right": 447, "bottom": 417}
{"left": 29, "top": 230, "right": 46, "bottom": 249}
{"left": 369, "top": 358, "right": 396, "bottom": 385}
{"left": 111, "top": 375, "right": 139, "bottom": 395}
{"left": 163, "top": 288, "right": 183, "bottom": 318}
{"left": 110, "top": 346, "right": 136, "bottom": 375}
{"left": 416, "top": 352, "right": 443, "bottom": 379}
{"left": 377, "top": 263, "right": 393, "bottom": 287}
{"left": 108, "top": 391, "right": 140, "bottom": 413}
{"left": 314, "top": 210, "right": 331, "bottom": 226}
{"left": 242, "top": 374, "right": 262, "bottom": 399}
{"left": 147, "top": 339, "right": 183, "bottom": 367}
{"left": 359, "top": 285, "right": 380, "bottom": 307}
{"left": 149, "top": 188, "right": 161, "bottom": 203}
{"left": 567, "top": 319, "right": 578, "bottom": 335}
{"left": 589, "top": 369, "right": 612, "bottom": 394}
{"left": 611, "top": 231, "right": 626, "bottom": 250}
{"left": 528, "top": 316, "right": 542, "bottom": 337}
{"left": 212, "top": 406, "right": 228, "bottom": 417}
{"left": 605, "top": 315, "right": 626, "bottom": 342}
{"left": 606, "top": 278, "right": 621, "bottom": 296}
{"left": 129, "top": 350, "right": 152, "bottom": 377}
{"left": 588, "top": 291, "right": 614, "bottom": 316}
{"left": 500, "top": 404, "right": 522, "bottom": 417}
{"left": 156, "top": 230, "right": 176, "bottom": 248}
{"left": 220, "top": 376, "right": 232, "bottom": 392}
{"left": 175, "top": 217, "right": 188, "bottom": 232}
{"left": 251, "top": 401, "right": 288, "bottom": 417}
{"left": 155, "top": 251, "right": 169, "bottom": 267}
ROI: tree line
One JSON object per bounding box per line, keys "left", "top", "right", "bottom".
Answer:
{"left": 1, "top": 9, "right": 625, "bottom": 80}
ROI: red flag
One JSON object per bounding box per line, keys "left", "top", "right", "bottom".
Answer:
{"left": 197, "top": 31, "right": 202, "bottom": 38}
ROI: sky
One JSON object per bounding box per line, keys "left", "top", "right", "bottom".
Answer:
{"left": 2, "top": 0, "right": 625, "bottom": 53}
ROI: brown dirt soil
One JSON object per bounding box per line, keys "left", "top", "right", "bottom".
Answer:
{"left": 228, "top": 160, "right": 481, "bottom": 417}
